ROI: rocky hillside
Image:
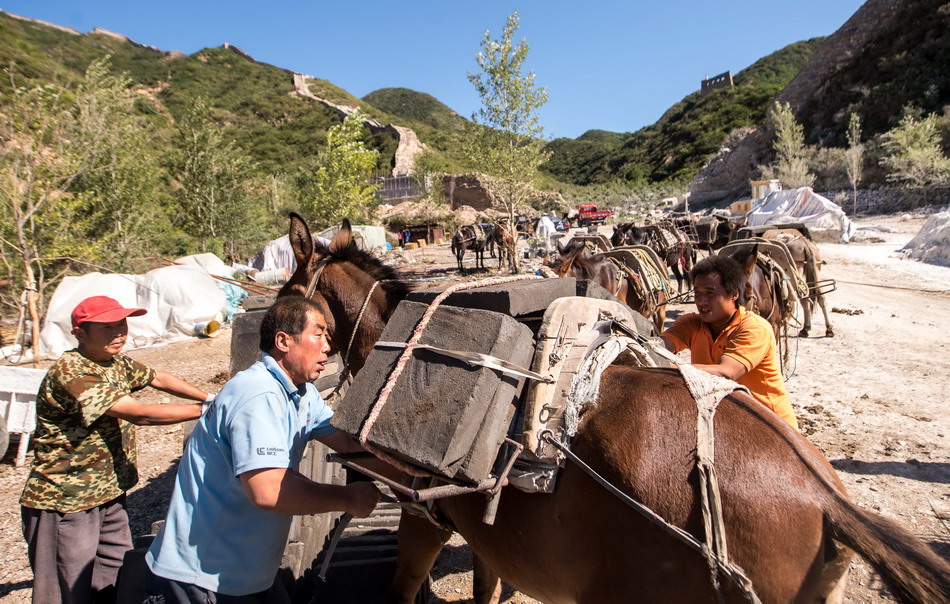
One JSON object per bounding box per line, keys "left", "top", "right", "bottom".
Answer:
{"left": 690, "top": 0, "right": 950, "bottom": 207}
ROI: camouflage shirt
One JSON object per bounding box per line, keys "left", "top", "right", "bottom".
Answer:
{"left": 20, "top": 349, "right": 155, "bottom": 513}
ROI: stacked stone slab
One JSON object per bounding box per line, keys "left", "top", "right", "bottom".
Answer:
{"left": 333, "top": 301, "right": 534, "bottom": 483}
{"left": 405, "top": 278, "right": 577, "bottom": 318}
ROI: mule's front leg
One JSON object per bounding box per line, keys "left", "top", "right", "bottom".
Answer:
{"left": 817, "top": 294, "right": 834, "bottom": 337}
{"left": 798, "top": 298, "right": 814, "bottom": 337}
{"left": 390, "top": 510, "right": 452, "bottom": 603}
{"left": 473, "top": 552, "right": 502, "bottom": 604}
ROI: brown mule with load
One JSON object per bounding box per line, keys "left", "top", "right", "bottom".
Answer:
{"left": 279, "top": 214, "right": 949, "bottom": 604}
{"left": 545, "top": 238, "right": 670, "bottom": 335}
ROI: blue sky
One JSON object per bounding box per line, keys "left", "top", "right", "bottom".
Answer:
{"left": 4, "top": 1, "right": 864, "bottom": 139}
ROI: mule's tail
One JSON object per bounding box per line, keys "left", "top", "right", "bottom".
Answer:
{"left": 824, "top": 495, "right": 950, "bottom": 603}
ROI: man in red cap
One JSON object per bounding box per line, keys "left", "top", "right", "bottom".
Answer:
{"left": 20, "top": 296, "right": 212, "bottom": 604}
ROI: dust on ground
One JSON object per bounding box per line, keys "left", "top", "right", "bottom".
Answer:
{"left": 1, "top": 211, "right": 948, "bottom": 603}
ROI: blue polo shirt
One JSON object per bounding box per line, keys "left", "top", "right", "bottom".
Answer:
{"left": 146, "top": 353, "right": 336, "bottom": 595}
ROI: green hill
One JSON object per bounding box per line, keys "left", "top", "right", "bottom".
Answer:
{"left": 363, "top": 87, "right": 467, "bottom": 131}
{"left": 542, "top": 37, "right": 826, "bottom": 186}
{"left": 0, "top": 12, "right": 399, "bottom": 175}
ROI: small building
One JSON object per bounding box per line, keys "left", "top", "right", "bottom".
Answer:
{"left": 729, "top": 199, "right": 752, "bottom": 215}
{"left": 701, "top": 71, "right": 734, "bottom": 96}
{"left": 750, "top": 179, "right": 782, "bottom": 200}
{"left": 404, "top": 223, "right": 445, "bottom": 245}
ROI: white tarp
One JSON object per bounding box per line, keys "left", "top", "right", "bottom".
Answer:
{"left": 39, "top": 265, "right": 226, "bottom": 358}
{"left": 250, "top": 233, "right": 332, "bottom": 273}
{"left": 318, "top": 225, "right": 386, "bottom": 251}
{"left": 745, "top": 187, "right": 857, "bottom": 242}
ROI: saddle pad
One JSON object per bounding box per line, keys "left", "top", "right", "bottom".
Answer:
{"left": 518, "top": 296, "right": 641, "bottom": 467}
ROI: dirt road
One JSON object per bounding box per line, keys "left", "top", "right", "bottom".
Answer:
{"left": 0, "top": 212, "right": 947, "bottom": 603}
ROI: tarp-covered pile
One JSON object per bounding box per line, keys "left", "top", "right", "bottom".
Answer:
{"left": 40, "top": 258, "right": 234, "bottom": 359}
{"left": 746, "top": 187, "right": 856, "bottom": 242}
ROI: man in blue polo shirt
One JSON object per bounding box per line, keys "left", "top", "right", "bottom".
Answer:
{"left": 145, "top": 296, "right": 382, "bottom": 601}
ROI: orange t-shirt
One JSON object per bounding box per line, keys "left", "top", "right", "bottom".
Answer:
{"left": 663, "top": 306, "right": 798, "bottom": 430}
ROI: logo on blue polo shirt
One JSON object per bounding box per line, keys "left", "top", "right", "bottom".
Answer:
{"left": 256, "top": 447, "right": 285, "bottom": 456}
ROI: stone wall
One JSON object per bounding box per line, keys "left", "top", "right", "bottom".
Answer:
{"left": 818, "top": 186, "right": 950, "bottom": 215}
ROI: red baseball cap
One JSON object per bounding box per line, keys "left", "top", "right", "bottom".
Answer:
{"left": 71, "top": 296, "right": 147, "bottom": 328}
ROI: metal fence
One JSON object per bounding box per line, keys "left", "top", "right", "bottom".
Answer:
{"left": 374, "top": 173, "right": 421, "bottom": 202}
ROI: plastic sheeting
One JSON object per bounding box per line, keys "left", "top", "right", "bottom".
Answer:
{"left": 249, "top": 234, "right": 332, "bottom": 272}
{"left": 175, "top": 253, "right": 247, "bottom": 320}
{"left": 39, "top": 265, "right": 227, "bottom": 358}
{"left": 745, "top": 187, "right": 857, "bottom": 242}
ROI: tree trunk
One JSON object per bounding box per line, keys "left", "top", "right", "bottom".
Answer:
{"left": 23, "top": 260, "right": 42, "bottom": 367}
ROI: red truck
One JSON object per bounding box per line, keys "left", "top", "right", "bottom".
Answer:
{"left": 566, "top": 204, "right": 612, "bottom": 227}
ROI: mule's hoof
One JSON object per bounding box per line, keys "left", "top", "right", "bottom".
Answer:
{"left": 826, "top": 329, "right": 835, "bottom": 337}
{"left": 798, "top": 329, "right": 810, "bottom": 338}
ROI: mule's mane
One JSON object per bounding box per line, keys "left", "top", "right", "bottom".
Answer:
{"left": 314, "top": 237, "right": 414, "bottom": 298}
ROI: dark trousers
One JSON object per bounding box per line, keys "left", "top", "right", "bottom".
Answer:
{"left": 22, "top": 495, "right": 132, "bottom": 604}
{"left": 143, "top": 566, "right": 268, "bottom": 603}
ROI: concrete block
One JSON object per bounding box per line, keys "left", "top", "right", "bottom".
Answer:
{"left": 406, "top": 278, "right": 576, "bottom": 317}
{"left": 333, "top": 301, "right": 533, "bottom": 481}
{"left": 229, "top": 309, "right": 266, "bottom": 376}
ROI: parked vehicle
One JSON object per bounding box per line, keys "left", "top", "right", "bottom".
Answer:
{"left": 566, "top": 204, "right": 612, "bottom": 227}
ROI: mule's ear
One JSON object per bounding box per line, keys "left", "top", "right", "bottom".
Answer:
{"left": 555, "top": 237, "right": 565, "bottom": 253}
{"left": 743, "top": 244, "right": 759, "bottom": 273}
{"left": 289, "top": 213, "right": 314, "bottom": 266}
{"left": 330, "top": 218, "right": 353, "bottom": 253}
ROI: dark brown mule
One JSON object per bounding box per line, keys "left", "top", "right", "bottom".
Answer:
{"left": 492, "top": 220, "right": 517, "bottom": 273}
{"left": 546, "top": 240, "right": 666, "bottom": 334}
{"left": 280, "top": 214, "right": 950, "bottom": 604}
{"left": 646, "top": 224, "right": 695, "bottom": 294}
{"left": 762, "top": 229, "right": 834, "bottom": 337}
{"left": 451, "top": 224, "right": 492, "bottom": 273}
{"left": 609, "top": 221, "right": 650, "bottom": 247}
{"left": 695, "top": 215, "right": 742, "bottom": 256}
{"left": 728, "top": 244, "right": 786, "bottom": 338}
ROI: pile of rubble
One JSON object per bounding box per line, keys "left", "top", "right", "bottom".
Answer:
{"left": 902, "top": 210, "right": 950, "bottom": 267}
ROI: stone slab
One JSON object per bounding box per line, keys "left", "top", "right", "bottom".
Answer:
{"left": 333, "top": 301, "right": 533, "bottom": 481}
{"left": 406, "top": 278, "right": 576, "bottom": 318}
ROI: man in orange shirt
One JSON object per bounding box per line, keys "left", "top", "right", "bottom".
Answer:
{"left": 660, "top": 255, "right": 798, "bottom": 430}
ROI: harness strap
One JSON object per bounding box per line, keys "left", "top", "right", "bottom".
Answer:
{"left": 375, "top": 341, "right": 553, "bottom": 383}
{"left": 304, "top": 256, "right": 331, "bottom": 300}
{"left": 324, "top": 279, "right": 384, "bottom": 403}
{"left": 543, "top": 428, "right": 761, "bottom": 604}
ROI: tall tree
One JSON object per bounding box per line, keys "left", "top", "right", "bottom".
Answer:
{"left": 466, "top": 10, "right": 550, "bottom": 271}
{"left": 173, "top": 98, "right": 269, "bottom": 261}
{"left": 879, "top": 112, "right": 950, "bottom": 204}
{"left": 769, "top": 101, "right": 815, "bottom": 189}
{"left": 0, "top": 59, "right": 144, "bottom": 361}
{"left": 71, "top": 57, "right": 166, "bottom": 270}
{"left": 844, "top": 112, "right": 864, "bottom": 215}
{"left": 297, "top": 108, "right": 380, "bottom": 229}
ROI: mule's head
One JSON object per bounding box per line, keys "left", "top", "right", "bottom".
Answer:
{"left": 732, "top": 244, "right": 773, "bottom": 315}
{"left": 278, "top": 213, "right": 411, "bottom": 370}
